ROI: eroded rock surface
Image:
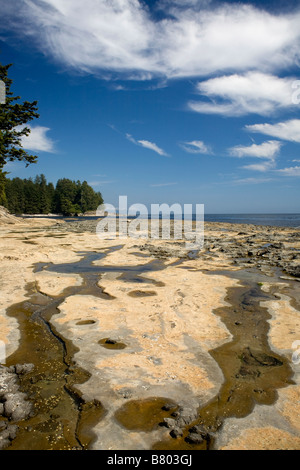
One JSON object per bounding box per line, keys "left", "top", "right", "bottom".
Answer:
{"left": 0, "top": 364, "right": 34, "bottom": 449}
{"left": 0, "top": 216, "right": 299, "bottom": 450}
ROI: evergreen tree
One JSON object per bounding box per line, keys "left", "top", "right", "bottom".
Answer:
{"left": 46, "top": 182, "right": 55, "bottom": 213}
{"left": 0, "top": 170, "right": 7, "bottom": 206}
{"left": 3, "top": 174, "right": 103, "bottom": 215}
{"left": 24, "top": 178, "right": 40, "bottom": 214}
{"left": 34, "top": 174, "right": 51, "bottom": 213}
{"left": 0, "top": 63, "right": 39, "bottom": 204}
{"left": 5, "top": 177, "right": 25, "bottom": 214}
{"left": 0, "top": 63, "right": 39, "bottom": 169}
{"left": 54, "top": 178, "right": 78, "bottom": 215}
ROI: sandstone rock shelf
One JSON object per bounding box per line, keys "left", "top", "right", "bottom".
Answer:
{"left": 0, "top": 215, "right": 299, "bottom": 450}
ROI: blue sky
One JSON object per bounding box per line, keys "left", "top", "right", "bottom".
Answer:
{"left": 0, "top": 0, "right": 300, "bottom": 213}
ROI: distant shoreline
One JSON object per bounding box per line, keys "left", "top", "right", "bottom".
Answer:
{"left": 15, "top": 213, "right": 300, "bottom": 228}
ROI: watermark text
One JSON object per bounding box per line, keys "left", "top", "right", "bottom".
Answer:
{"left": 96, "top": 196, "right": 204, "bottom": 250}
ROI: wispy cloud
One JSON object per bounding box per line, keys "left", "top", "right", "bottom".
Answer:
{"left": 125, "top": 133, "right": 138, "bottom": 145}
{"left": 245, "top": 119, "right": 300, "bottom": 143}
{"left": 2, "top": 1, "right": 300, "bottom": 79}
{"left": 275, "top": 166, "right": 300, "bottom": 176}
{"left": 138, "top": 140, "right": 169, "bottom": 157}
{"left": 189, "top": 73, "right": 298, "bottom": 116}
{"left": 149, "top": 182, "right": 178, "bottom": 187}
{"left": 18, "top": 125, "right": 55, "bottom": 153}
{"left": 88, "top": 180, "right": 116, "bottom": 186}
{"left": 231, "top": 177, "right": 273, "bottom": 185}
{"left": 229, "top": 140, "right": 282, "bottom": 159}
{"left": 228, "top": 140, "right": 282, "bottom": 172}
{"left": 179, "top": 140, "right": 212, "bottom": 154}
{"left": 242, "top": 161, "right": 277, "bottom": 172}
{"left": 126, "top": 134, "right": 169, "bottom": 157}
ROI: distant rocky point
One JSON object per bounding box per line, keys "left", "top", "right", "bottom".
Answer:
{"left": 0, "top": 206, "right": 20, "bottom": 225}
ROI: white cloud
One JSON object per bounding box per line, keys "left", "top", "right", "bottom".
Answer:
{"left": 229, "top": 140, "right": 282, "bottom": 172}
{"left": 138, "top": 140, "right": 169, "bottom": 157}
{"left": 229, "top": 140, "right": 282, "bottom": 159}
{"left": 88, "top": 180, "right": 116, "bottom": 186}
{"left": 245, "top": 119, "right": 300, "bottom": 143}
{"left": 275, "top": 166, "right": 300, "bottom": 176}
{"left": 242, "top": 161, "right": 277, "bottom": 172}
{"left": 189, "top": 73, "right": 298, "bottom": 116}
{"left": 232, "top": 177, "right": 273, "bottom": 185}
{"left": 2, "top": 1, "right": 300, "bottom": 79}
{"left": 18, "top": 125, "right": 55, "bottom": 153}
{"left": 126, "top": 133, "right": 168, "bottom": 156}
{"left": 125, "top": 133, "right": 138, "bottom": 145}
{"left": 180, "top": 140, "right": 212, "bottom": 154}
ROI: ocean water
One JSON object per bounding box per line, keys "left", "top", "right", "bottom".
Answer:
{"left": 204, "top": 213, "right": 300, "bottom": 228}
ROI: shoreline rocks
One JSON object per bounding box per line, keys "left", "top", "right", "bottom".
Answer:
{"left": 0, "top": 364, "right": 34, "bottom": 449}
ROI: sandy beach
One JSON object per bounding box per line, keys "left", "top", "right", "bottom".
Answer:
{"left": 0, "top": 212, "right": 300, "bottom": 450}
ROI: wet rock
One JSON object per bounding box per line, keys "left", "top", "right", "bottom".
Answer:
{"left": 241, "top": 348, "right": 283, "bottom": 367}
{"left": 170, "top": 427, "right": 183, "bottom": 439}
{"left": 14, "top": 363, "right": 34, "bottom": 376}
{"left": 0, "top": 364, "right": 33, "bottom": 424}
{"left": 3, "top": 392, "right": 32, "bottom": 421}
{"left": 163, "top": 417, "right": 176, "bottom": 429}
{"left": 0, "top": 423, "right": 18, "bottom": 450}
{"left": 185, "top": 432, "right": 204, "bottom": 445}
{"left": 168, "top": 406, "right": 198, "bottom": 434}
{"left": 237, "top": 366, "right": 261, "bottom": 378}
{"left": 188, "top": 424, "right": 210, "bottom": 440}
{"left": 176, "top": 411, "right": 197, "bottom": 428}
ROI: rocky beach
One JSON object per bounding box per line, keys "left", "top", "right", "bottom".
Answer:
{"left": 0, "top": 208, "right": 300, "bottom": 450}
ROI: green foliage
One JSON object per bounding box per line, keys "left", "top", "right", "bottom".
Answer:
{"left": 3, "top": 174, "right": 103, "bottom": 215}
{"left": 0, "top": 63, "right": 39, "bottom": 169}
{"left": 54, "top": 178, "right": 103, "bottom": 215}
{"left": 0, "top": 170, "right": 8, "bottom": 206}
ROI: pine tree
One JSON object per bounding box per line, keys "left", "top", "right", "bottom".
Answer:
{"left": 3, "top": 174, "right": 104, "bottom": 215}
{"left": 0, "top": 170, "right": 7, "bottom": 206}
{"left": 46, "top": 182, "right": 55, "bottom": 213}
{"left": 0, "top": 63, "right": 39, "bottom": 205}
{"left": 5, "top": 177, "right": 25, "bottom": 214}
{"left": 24, "top": 178, "right": 40, "bottom": 214}
{"left": 35, "top": 174, "right": 51, "bottom": 213}
{"left": 0, "top": 63, "right": 39, "bottom": 169}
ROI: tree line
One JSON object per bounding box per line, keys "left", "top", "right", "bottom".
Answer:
{"left": 1, "top": 174, "right": 103, "bottom": 216}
